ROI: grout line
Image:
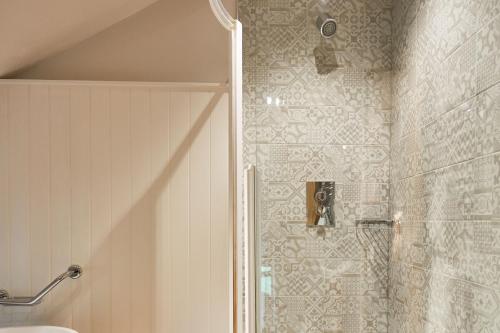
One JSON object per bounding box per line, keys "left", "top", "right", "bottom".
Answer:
{"left": 167, "top": 91, "right": 172, "bottom": 333}
{"left": 395, "top": 79, "right": 500, "bottom": 144}
{"left": 251, "top": 143, "right": 390, "bottom": 147}
{"left": 187, "top": 92, "right": 191, "bottom": 333}
{"left": 209, "top": 93, "right": 213, "bottom": 333}
{"left": 108, "top": 86, "right": 113, "bottom": 333}
{"left": 47, "top": 85, "right": 53, "bottom": 314}
{"left": 128, "top": 87, "right": 133, "bottom": 333}
{"left": 68, "top": 86, "right": 74, "bottom": 328}
{"left": 442, "top": 7, "right": 500, "bottom": 63}
{"left": 148, "top": 88, "right": 153, "bottom": 333}
{"left": 391, "top": 259, "right": 500, "bottom": 292}
{"left": 27, "top": 85, "right": 33, "bottom": 322}
{"left": 87, "top": 86, "right": 92, "bottom": 333}
{"left": 395, "top": 149, "right": 500, "bottom": 182}
{"left": 6, "top": 87, "right": 11, "bottom": 322}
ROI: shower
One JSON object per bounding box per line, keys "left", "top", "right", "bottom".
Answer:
{"left": 316, "top": 13, "right": 337, "bottom": 38}
{"left": 313, "top": 12, "right": 338, "bottom": 74}
{"left": 241, "top": 0, "right": 500, "bottom": 331}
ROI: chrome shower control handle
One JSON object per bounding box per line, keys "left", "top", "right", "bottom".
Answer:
{"left": 307, "top": 181, "right": 336, "bottom": 227}
{"left": 315, "top": 190, "right": 327, "bottom": 203}
{"left": 315, "top": 190, "right": 328, "bottom": 217}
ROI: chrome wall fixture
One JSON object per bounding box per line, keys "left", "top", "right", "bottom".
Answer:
{"left": 306, "top": 181, "right": 336, "bottom": 227}
{"left": 0, "top": 265, "right": 82, "bottom": 306}
{"left": 355, "top": 219, "right": 394, "bottom": 227}
{"left": 316, "top": 13, "right": 337, "bottom": 38}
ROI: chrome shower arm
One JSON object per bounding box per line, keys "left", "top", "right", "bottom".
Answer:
{"left": 0, "top": 265, "right": 82, "bottom": 306}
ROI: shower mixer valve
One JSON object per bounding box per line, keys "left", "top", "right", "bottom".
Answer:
{"left": 306, "top": 181, "right": 335, "bottom": 227}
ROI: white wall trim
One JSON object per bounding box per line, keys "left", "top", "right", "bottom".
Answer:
{"left": 0, "top": 79, "right": 227, "bottom": 90}
{"left": 208, "top": 1, "right": 244, "bottom": 333}
{"left": 209, "top": 0, "right": 236, "bottom": 31}
{"left": 231, "top": 21, "right": 246, "bottom": 333}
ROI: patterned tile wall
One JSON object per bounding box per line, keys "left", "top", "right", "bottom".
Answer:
{"left": 239, "top": 0, "right": 393, "bottom": 332}
{"left": 390, "top": 0, "right": 500, "bottom": 332}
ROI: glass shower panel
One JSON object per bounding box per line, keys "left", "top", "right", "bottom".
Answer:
{"left": 251, "top": 118, "right": 392, "bottom": 333}
{"left": 250, "top": 113, "right": 391, "bottom": 333}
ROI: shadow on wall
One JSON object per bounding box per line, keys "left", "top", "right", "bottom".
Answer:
{"left": 23, "top": 84, "right": 227, "bottom": 328}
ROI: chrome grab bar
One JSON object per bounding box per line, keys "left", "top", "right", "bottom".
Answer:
{"left": 0, "top": 265, "right": 82, "bottom": 306}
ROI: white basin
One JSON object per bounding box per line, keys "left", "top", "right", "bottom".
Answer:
{"left": 0, "top": 327, "right": 77, "bottom": 333}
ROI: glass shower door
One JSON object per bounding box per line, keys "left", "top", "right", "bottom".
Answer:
{"left": 240, "top": 0, "right": 393, "bottom": 332}
{"left": 250, "top": 106, "right": 392, "bottom": 333}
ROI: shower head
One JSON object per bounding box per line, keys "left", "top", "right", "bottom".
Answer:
{"left": 316, "top": 13, "right": 337, "bottom": 38}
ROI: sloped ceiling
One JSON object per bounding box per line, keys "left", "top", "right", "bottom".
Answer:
{"left": 8, "top": 0, "right": 234, "bottom": 82}
{"left": 0, "top": 0, "right": 159, "bottom": 77}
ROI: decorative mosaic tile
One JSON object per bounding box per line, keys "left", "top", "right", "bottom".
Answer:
{"left": 242, "top": 0, "right": 393, "bottom": 331}
{"left": 477, "top": 83, "right": 500, "bottom": 156}
{"left": 390, "top": 0, "right": 500, "bottom": 331}
{"left": 362, "top": 146, "right": 390, "bottom": 183}
{"left": 476, "top": 9, "right": 500, "bottom": 92}
{"left": 444, "top": 34, "right": 478, "bottom": 112}
{"left": 272, "top": 258, "right": 326, "bottom": 296}
{"left": 441, "top": 0, "right": 479, "bottom": 58}
{"left": 252, "top": 105, "right": 390, "bottom": 146}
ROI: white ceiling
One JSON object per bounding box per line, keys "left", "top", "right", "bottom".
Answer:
{"left": 10, "top": 0, "right": 234, "bottom": 82}
{"left": 0, "top": 0, "right": 159, "bottom": 77}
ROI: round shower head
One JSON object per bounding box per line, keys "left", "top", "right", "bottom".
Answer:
{"left": 316, "top": 13, "right": 337, "bottom": 38}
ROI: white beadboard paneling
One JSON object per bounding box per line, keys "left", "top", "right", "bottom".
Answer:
{"left": 109, "top": 87, "right": 132, "bottom": 333}
{"left": 9, "top": 85, "right": 31, "bottom": 324}
{"left": 210, "top": 93, "right": 230, "bottom": 333}
{"left": 169, "top": 91, "right": 190, "bottom": 333}
{"left": 69, "top": 86, "right": 91, "bottom": 333}
{"left": 189, "top": 92, "right": 212, "bottom": 333}
{"left": 90, "top": 86, "right": 112, "bottom": 333}
{"left": 49, "top": 86, "right": 72, "bottom": 327}
{"left": 29, "top": 85, "right": 51, "bottom": 324}
{"left": 0, "top": 86, "right": 11, "bottom": 324}
{"left": 150, "top": 88, "right": 170, "bottom": 333}
{"left": 130, "top": 88, "right": 152, "bottom": 333}
{"left": 0, "top": 80, "right": 231, "bottom": 333}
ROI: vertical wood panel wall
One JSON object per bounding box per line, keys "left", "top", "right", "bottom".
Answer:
{"left": 0, "top": 81, "right": 231, "bottom": 333}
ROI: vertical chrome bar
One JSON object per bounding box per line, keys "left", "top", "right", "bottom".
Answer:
{"left": 244, "top": 165, "right": 256, "bottom": 333}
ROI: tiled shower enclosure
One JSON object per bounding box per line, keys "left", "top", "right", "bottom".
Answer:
{"left": 239, "top": 0, "right": 500, "bottom": 332}
{"left": 241, "top": 0, "right": 392, "bottom": 331}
